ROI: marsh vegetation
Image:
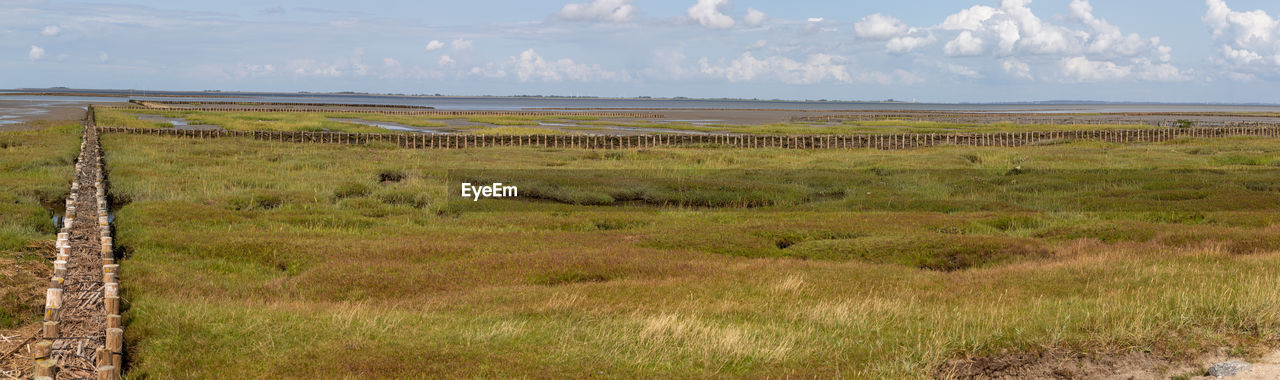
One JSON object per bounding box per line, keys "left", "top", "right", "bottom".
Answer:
{"left": 100, "top": 131, "right": 1280, "bottom": 377}
{"left": 0, "top": 122, "right": 77, "bottom": 330}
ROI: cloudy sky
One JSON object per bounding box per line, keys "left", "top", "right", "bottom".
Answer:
{"left": 4, "top": 0, "right": 1280, "bottom": 102}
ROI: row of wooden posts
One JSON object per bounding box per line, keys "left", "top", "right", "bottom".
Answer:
{"left": 96, "top": 125, "right": 1280, "bottom": 150}
{"left": 95, "top": 104, "right": 665, "bottom": 118}
{"left": 34, "top": 124, "right": 123, "bottom": 379}
{"left": 130, "top": 99, "right": 438, "bottom": 110}
{"left": 792, "top": 116, "right": 1280, "bottom": 129}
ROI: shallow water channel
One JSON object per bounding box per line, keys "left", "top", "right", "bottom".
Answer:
{"left": 329, "top": 118, "right": 450, "bottom": 133}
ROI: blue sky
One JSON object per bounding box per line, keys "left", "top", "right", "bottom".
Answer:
{"left": 4, "top": 0, "right": 1280, "bottom": 102}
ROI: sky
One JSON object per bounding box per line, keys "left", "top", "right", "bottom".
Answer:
{"left": 4, "top": 0, "right": 1280, "bottom": 103}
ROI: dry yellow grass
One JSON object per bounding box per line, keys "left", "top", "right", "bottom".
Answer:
{"left": 99, "top": 133, "right": 1280, "bottom": 378}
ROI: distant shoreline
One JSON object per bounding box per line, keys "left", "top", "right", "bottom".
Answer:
{"left": 6, "top": 88, "right": 1279, "bottom": 107}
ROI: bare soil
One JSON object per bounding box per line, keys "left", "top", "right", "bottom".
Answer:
{"left": 0, "top": 324, "right": 41, "bottom": 379}
{"left": 935, "top": 350, "right": 1202, "bottom": 380}
{"left": 0, "top": 100, "right": 96, "bottom": 132}
{"left": 0, "top": 243, "right": 53, "bottom": 379}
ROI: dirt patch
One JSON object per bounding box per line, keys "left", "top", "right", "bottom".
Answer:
{"left": 0, "top": 324, "right": 41, "bottom": 378}
{"left": 1190, "top": 351, "right": 1280, "bottom": 379}
{"left": 935, "top": 350, "right": 1198, "bottom": 380}
{"left": 0, "top": 100, "right": 95, "bottom": 131}
{"left": 0, "top": 243, "right": 53, "bottom": 379}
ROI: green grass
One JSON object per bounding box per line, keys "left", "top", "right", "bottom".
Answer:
{"left": 96, "top": 109, "right": 391, "bottom": 133}
{"left": 0, "top": 122, "right": 79, "bottom": 328}
{"left": 0, "top": 122, "right": 78, "bottom": 250}
{"left": 101, "top": 132, "right": 1280, "bottom": 378}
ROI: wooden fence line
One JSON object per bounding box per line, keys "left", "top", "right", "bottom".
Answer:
{"left": 95, "top": 126, "right": 1280, "bottom": 150}
{"left": 129, "top": 99, "right": 437, "bottom": 110}
{"left": 94, "top": 122, "right": 123, "bottom": 380}
{"left": 94, "top": 104, "right": 663, "bottom": 118}
{"left": 38, "top": 108, "right": 123, "bottom": 380}
{"left": 794, "top": 115, "right": 1280, "bottom": 128}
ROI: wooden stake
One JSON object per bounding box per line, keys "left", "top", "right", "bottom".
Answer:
{"left": 34, "top": 340, "right": 52, "bottom": 359}
{"left": 98, "top": 365, "right": 120, "bottom": 380}
{"left": 97, "top": 347, "right": 111, "bottom": 367}
{"left": 44, "top": 288, "right": 62, "bottom": 320}
{"left": 108, "top": 314, "right": 121, "bottom": 329}
{"left": 42, "top": 321, "right": 59, "bottom": 339}
{"left": 34, "top": 358, "right": 57, "bottom": 378}
{"left": 107, "top": 327, "right": 123, "bottom": 370}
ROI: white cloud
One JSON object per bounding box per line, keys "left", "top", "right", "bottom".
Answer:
{"left": 1068, "top": 0, "right": 1153, "bottom": 58}
{"left": 944, "top": 63, "right": 981, "bottom": 78}
{"left": 1222, "top": 45, "right": 1262, "bottom": 64}
{"left": 426, "top": 40, "right": 445, "bottom": 51}
{"left": 852, "top": 13, "right": 933, "bottom": 53}
{"left": 474, "top": 49, "right": 628, "bottom": 82}
{"left": 1133, "top": 59, "right": 1190, "bottom": 82}
{"left": 940, "top": 5, "right": 999, "bottom": 31}
{"left": 1061, "top": 56, "right": 1131, "bottom": 81}
{"left": 933, "top": 0, "right": 1169, "bottom": 59}
{"left": 238, "top": 64, "right": 275, "bottom": 78}
{"left": 284, "top": 49, "right": 370, "bottom": 78}
{"left": 350, "top": 48, "right": 369, "bottom": 76}
{"left": 41, "top": 25, "right": 61, "bottom": 37}
{"left": 944, "top": 31, "right": 985, "bottom": 56}
{"left": 99, "top": 52, "right": 109, "bottom": 61}
{"left": 1203, "top": 0, "right": 1280, "bottom": 74}
{"left": 886, "top": 34, "right": 936, "bottom": 54}
{"left": 687, "top": 0, "right": 734, "bottom": 29}
{"left": 644, "top": 47, "right": 689, "bottom": 79}
{"left": 1002, "top": 59, "right": 1033, "bottom": 79}
{"left": 469, "top": 66, "right": 506, "bottom": 79}
{"left": 854, "top": 13, "right": 907, "bottom": 40}
{"left": 856, "top": 69, "right": 925, "bottom": 86}
{"left": 1205, "top": 0, "right": 1276, "bottom": 46}
{"left": 556, "top": 0, "right": 635, "bottom": 23}
{"left": 1000, "top": 0, "right": 1074, "bottom": 54}
{"left": 438, "top": 55, "right": 456, "bottom": 68}
{"left": 699, "top": 52, "right": 852, "bottom": 84}
{"left": 288, "top": 59, "right": 341, "bottom": 77}
{"left": 875, "top": 0, "right": 1185, "bottom": 83}
{"left": 452, "top": 38, "right": 473, "bottom": 51}
{"left": 743, "top": 7, "right": 767, "bottom": 28}
{"left": 380, "top": 58, "right": 404, "bottom": 78}
{"left": 28, "top": 45, "right": 45, "bottom": 60}
{"left": 807, "top": 17, "right": 824, "bottom": 23}
{"left": 1228, "top": 72, "right": 1257, "bottom": 82}
{"left": 192, "top": 63, "right": 278, "bottom": 80}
